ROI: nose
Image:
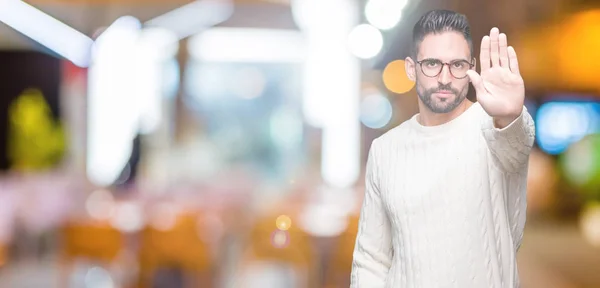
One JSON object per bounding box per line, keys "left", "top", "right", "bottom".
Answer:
{"left": 437, "top": 64, "right": 452, "bottom": 85}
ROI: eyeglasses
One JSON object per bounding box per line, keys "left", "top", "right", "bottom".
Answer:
{"left": 416, "top": 58, "right": 474, "bottom": 79}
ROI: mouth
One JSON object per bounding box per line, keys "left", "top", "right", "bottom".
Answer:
{"left": 434, "top": 91, "right": 454, "bottom": 98}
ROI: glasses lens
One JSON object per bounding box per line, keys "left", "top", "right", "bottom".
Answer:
{"left": 450, "top": 60, "right": 470, "bottom": 78}
{"left": 420, "top": 59, "right": 442, "bottom": 77}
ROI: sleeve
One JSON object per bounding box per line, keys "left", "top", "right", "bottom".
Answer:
{"left": 481, "top": 105, "right": 536, "bottom": 173}
{"left": 350, "top": 139, "right": 393, "bottom": 287}
{"left": 481, "top": 105, "right": 535, "bottom": 253}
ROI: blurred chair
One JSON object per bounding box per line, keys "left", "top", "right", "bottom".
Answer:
{"left": 137, "top": 211, "right": 215, "bottom": 288}
{"left": 0, "top": 243, "right": 7, "bottom": 268}
{"left": 324, "top": 214, "right": 359, "bottom": 288}
{"left": 59, "top": 220, "right": 125, "bottom": 287}
{"left": 235, "top": 211, "right": 317, "bottom": 288}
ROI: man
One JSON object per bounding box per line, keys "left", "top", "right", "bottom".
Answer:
{"left": 350, "top": 9, "right": 535, "bottom": 288}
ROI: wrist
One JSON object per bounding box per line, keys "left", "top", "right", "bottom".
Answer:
{"left": 494, "top": 112, "right": 521, "bottom": 129}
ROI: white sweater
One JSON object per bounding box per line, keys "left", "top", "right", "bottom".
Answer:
{"left": 350, "top": 102, "right": 535, "bottom": 288}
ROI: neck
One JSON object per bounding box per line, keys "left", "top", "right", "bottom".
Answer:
{"left": 417, "top": 99, "right": 472, "bottom": 126}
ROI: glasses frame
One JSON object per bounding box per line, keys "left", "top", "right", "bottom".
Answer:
{"left": 416, "top": 58, "right": 475, "bottom": 79}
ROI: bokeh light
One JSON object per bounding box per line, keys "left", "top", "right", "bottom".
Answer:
{"left": 382, "top": 59, "right": 415, "bottom": 94}
{"left": 560, "top": 133, "right": 600, "bottom": 195}
{"left": 364, "top": 0, "right": 406, "bottom": 30}
{"left": 360, "top": 92, "right": 393, "bottom": 129}
{"left": 271, "top": 230, "right": 290, "bottom": 249}
{"left": 347, "top": 24, "right": 383, "bottom": 59}
{"left": 85, "top": 189, "right": 115, "bottom": 220}
{"left": 276, "top": 215, "right": 292, "bottom": 231}
{"left": 149, "top": 202, "right": 178, "bottom": 231}
{"left": 109, "top": 202, "right": 144, "bottom": 233}
{"left": 84, "top": 266, "right": 115, "bottom": 288}
{"left": 580, "top": 202, "right": 600, "bottom": 248}
{"left": 536, "top": 101, "right": 600, "bottom": 155}
{"left": 231, "top": 66, "right": 266, "bottom": 99}
{"left": 269, "top": 107, "right": 303, "bottom": 149}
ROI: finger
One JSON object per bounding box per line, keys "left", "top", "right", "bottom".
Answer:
{"left": 507, "top": 46, "right": 520, "bottom": 75}
{"left": 490, "top": 27, "right": 500, "bottom": 67}
{"left": 466, "top": 70, "right": 486, "bottom": 94}
{"left": 499, "top": 33, "right": 509, "bottom": 68}
{"left": 480, "top": 35, "right": 490, "bottom": 72}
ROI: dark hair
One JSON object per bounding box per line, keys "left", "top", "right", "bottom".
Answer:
{"left": 412, "top": 9, "right": 473, "bottom": 59}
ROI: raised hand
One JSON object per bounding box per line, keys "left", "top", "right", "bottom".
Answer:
{"left": 466, "top": 27, "right": 525, "bottom": 127}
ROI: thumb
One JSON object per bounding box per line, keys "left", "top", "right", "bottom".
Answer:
{"left": 466, "top": 70, "right": 485, "bottom": 94}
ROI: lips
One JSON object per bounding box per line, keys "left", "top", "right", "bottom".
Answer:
{"left": 434, "top": 91, "right": 454, "bottom": 98}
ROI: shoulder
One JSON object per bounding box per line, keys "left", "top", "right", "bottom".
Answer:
{"left": 369, "top": 118, "right": 413, "bottom": 155}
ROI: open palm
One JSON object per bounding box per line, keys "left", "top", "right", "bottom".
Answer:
{"left": 466, "top": 27, "right": 525, "bottom": 119}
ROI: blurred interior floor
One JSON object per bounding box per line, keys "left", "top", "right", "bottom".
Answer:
{"left": 518, "top": 219, "right": 600, "bottom": 288}
{"left": 0, "top": 220, "right": 599, "bottom": 288}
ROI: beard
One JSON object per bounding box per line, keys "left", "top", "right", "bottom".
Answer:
{"left": 417, "top": 82, "right": 467, "bottom": 114}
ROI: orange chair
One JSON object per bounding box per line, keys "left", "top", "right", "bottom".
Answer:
{"left": 324, "top": 214, "right": 360, "bottom": 287}
{"left": 59, "top": 220, "right": 125, "bottom": 287}
{"left": 0, "top": 243, "right": 7, "bottom": 268}
{"left": 236, "top": 211, "right": 317, "bottom": 288}
{"left": 137, "top": 212, "right": 215, "bottom": 288}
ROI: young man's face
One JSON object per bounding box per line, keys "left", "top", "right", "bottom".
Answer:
{"left": 406, "top": 31, "right": 474, "bottom": 114}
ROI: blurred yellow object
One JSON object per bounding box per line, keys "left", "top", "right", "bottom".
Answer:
{"left": 517, "top": 10, "right": 600, "bottom": 93}
{"left": 7, "top": 88, "right": 66, "bottom": 171}
{"left": 579, "top": 201, "right": 600, "bottom": 248}
{"left": 239, "top": 211, "right": 316, "bottom": 288}
{"left": 0, "top": 244, "right": 6, "bottom": 267}
{"left": 59, "top": 221, "right": 124, "bottom": 288}
{"left": 247, "top": 213, "right": 313, "bottom": 266}
{"left": 382, "top": 59, "right": 415, "bottom": 95}
{"left": 325, "top": 214, "right": 359, "bottom": 287}
{"left": 276, "top": 214, "right": 292, "bottom": 231}
{"left": 138, "top": 211, "right": 215, "bottom": 287}
{"left": 61, "top": 221, "right": 124, "bottom": 262}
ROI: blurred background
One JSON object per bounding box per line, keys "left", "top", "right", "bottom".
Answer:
{"left": 0, "top": 0, "right": 599, "bottom": 287}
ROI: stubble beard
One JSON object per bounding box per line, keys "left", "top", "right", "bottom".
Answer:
{"left": 417, "top": 82, "right": 467, "bottom": 114}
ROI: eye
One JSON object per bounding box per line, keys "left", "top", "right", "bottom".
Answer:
{"left": 452, "top": 61, "right": 466, "bottom": 69}
{"left": 424, "top": 60, "right": 440, "bottom": 67}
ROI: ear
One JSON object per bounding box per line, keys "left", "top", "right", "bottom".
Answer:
{"left": 405, "top": 57, "right": 416, "bottom": 81}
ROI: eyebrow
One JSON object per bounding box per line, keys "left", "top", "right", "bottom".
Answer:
{"left": 418, "top": 57, "right": 471, "bottom": 63}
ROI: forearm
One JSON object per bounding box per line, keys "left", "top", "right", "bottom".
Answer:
{"left": 482, "top": 106, "right": 536, "bottom": 173}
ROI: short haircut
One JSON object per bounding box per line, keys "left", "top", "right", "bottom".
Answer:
{"left": 411, "top": 9, "right": 473, "bottom": 58}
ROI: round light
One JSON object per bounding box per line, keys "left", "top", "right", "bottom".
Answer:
{"left": 231, "top": 66, "right": 266, "bottom": 99}
{"left": 360, "top": 93, "right": 393, "bottom": 129}
{"left": 536, "top": 102, "right": 599, "bottom": 155}
{"left": 560, "top": 134, "right": 600, "bottom": 196}
{"left": 382, "top": 59, "right": 415, "bottom": 94}
{"left": 580, "top": 202, "right": 600, "bottom": 248}
{"left": 270, "top": 108, "right": 303, "bottom": 148}
{"left": 347, "top": 24, "right": 383, "bottom": 59}
{"left": 85, "top": 189, "right": 115, "bottom": 220}
{"left": 365, "top": 0, "right": 406, "bottom": 30}
{"left": 271, "top": 230, "right": 290, "bottom": 248}
{"left": 84, "top": 267, "right": 115, "bottom": 288}
{"left": 276, "top": 215, "right": 292, "bottom": 231}
{"left": 109, "top": 202, "right": 144, "bottom": 233}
